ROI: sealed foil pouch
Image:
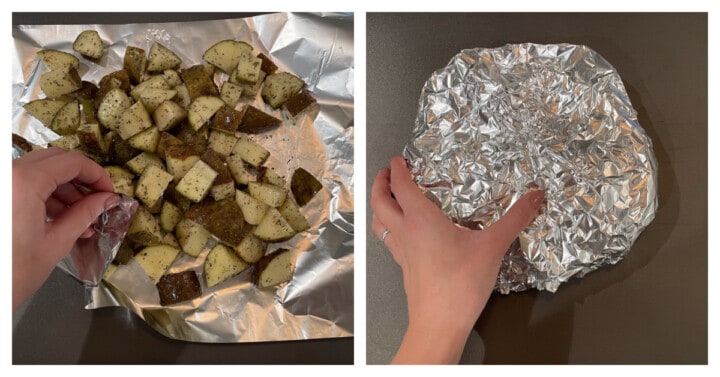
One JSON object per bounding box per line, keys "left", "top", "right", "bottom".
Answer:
{"left": 404, "top": 43, "right": 657, "bottom": 293}
{"left": 13, "top": 13, "right": 354, "bottom": 342}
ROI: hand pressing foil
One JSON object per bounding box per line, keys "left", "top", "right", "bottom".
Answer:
{"left": 404, "top": 43, "right": 658, "bottom": 293}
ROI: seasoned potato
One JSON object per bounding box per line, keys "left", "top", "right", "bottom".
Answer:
{"left": 23, "top": 98, "right": 68, "bottom": 127}
{"left": 261, "top": 72, "right": 304, "bottom": 109}
{"left": 231, "top": 135, "right": 269, "bottom": 168}
{"left": 130, "top": 75, "right": 169, "bottom": 101}
{"left": 147, "top": 42, "right": 182, "bottom": 72}
{"left": 175, "top": 218, "right": 212, "bottom": 257}
{"left": 205, "top": 243, "right": 250, "bottom": 287}
{"left": 135, "top": 165, "right": 173, "bottom": 209}
{"left": 134, "top": 245, "right": 181, "bottom": 283}
{"left": 153, "top": 100, "right": 187, "bottom": 131}
{"left": 185, "top": 198, "right": 244, "bottom": 246}
{"left": 258, "top": 166, "right": 285, "bottom": 187}
{"left": 97, "top": 88, "right": 132, "bottom": 131}
{"left": 117, "top": 101, "right": 153, "bottom": 140}
{"left": 202, "top": 40, "right": 253, "bottom": 74}
{"left": 73, "top": 30, "right": 104, "bottom": 60}
{"left": 238, "top": 105, "right": 281, "bottom": 134}
{"left": 164, "top": 145, "right": 200, "bottom": 181}
{"left": 252, "top": 248, "right": 294, "bottom": 288}
{"left": 235, "top": 189, "right": 269, "bottom": 225}
{"left": 257, "top": 53, "right": 278, "bottom": 75}
{"left": 40, "top": 68, "right": 82, "bottom": 98}
{"left": 226, "top": 154, "right": 252, "bottom": 185}
{"left": 278, "top": 196, "right": 310, "bottom": 232}
{"left": 105, "top": 166, "right": 135, "bottom": 197}
{"left": 123, "top": 46, "right": 147, "bottom": 84}
{"left": 248, "top": 182, "right": 287, "bottom": 208}
{"left": 284, "top": 89, "right": 317, "bottom": 118}
{"left": 159, "top": 201, "right": 183, "bottom": 233}
{"left": 220, "top": 81, "right": 243, "bottom": 107}
{"left": 104, "top": 131, "right": 139, "bottom": 165}
{"left": 207, "top": 130, "right": 238, "bottom": 158}
{"left": 126, "top": 151, "right": 165, "bottom": 175}
{"left": 138, "top": 88, "right": 177, "bottom": 113}
{"left": 210, "top": 105, "right": 243, "bottom": 134}
{"left": 291, "top": 167, "right": 323, "bottom": 206}
{"left": 128, "top": 126, "right": 160, "bottom": 153}
{"left": 77, "top": 123, "right": 106, "bottom": 157}
{"left": 235, "top": 53, "right": 262, "bottom": 84}
{"left": 127, "top": 205, "right": 163, "bottom": 246}
{"left": 253, "top": 207, "right": 296, "bottom": 242}
{"left": 235, "top": 231, "right": 266, "bottom": 264}
{"left": 175, "top": 160, "right": 218, "bottom": 202}
{"left": 156, "top": 270, "right": 202, "bottom": 305}
{"left": 49, "top": 134, "right": 80, "bottom": 151}
{"left": 37, "top": 49, "right": 79, "bottom": 71}
{"left": 188, "top": 95, "right": 225, "bottom": 131}
{"left": 201, "top": 149, "right": 235, "bottom": 201}
{"left": 181, "top": 65, "right": 218, "bottom": 100}
{"left": 49, "top": 100, "right": 80, "bottom": 136}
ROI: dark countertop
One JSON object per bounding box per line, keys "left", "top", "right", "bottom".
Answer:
{"left": 366, "top": 13, "right": 707, "bottom": 364}
{"left": 12, "top": 12, "right": 352, "bottom": 365}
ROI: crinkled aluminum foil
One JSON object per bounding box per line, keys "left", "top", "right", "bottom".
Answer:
{"left": 13, "top": 13, "right": 354, "bottom": 342}
{"left": 404, "top": 43, "right": 657, "bottom": 293}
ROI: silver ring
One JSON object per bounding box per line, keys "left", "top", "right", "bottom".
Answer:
{"left": 381, "top": 228, "right": 391, "bottom": 242}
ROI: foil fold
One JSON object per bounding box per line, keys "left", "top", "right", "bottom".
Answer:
{"left": 404, "top": 43, "right": 657, "bottom": 293}
{"left": 13, "top": 13, "right": 353, "bottom": 342}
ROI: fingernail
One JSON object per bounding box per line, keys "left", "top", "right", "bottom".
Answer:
{"left": 529, "top": 190, "right": 546, "bottom": 208}
{"left": 104, "top": 194, "right": 122, "bottom": 211}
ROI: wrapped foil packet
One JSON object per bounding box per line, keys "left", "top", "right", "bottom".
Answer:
{"left": 13, "top": 13, "right": 354, "bottom": 342}
{"left": 404, "top": 43, "right": 657, "bottom": 293}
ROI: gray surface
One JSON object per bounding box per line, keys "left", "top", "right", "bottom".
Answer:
{"left": 12, "top": 12, "right": 352, "bottom": 365}
{"left": 366, "top": 13, "right": 707, "bottom": 364}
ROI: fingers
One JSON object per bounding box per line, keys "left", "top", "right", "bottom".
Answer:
{"left": 13, "top": 147, "right": 66, "bottom": 164}
{"left": 370, "top": 167, "right": 403, "bottom": 231}
{"left": 32, "top": 151, "right": 113, "bottom": 198}
{"left": 389, "top": 156, "right": 428, "bottom": 212}
{"left": 372, "top": 216, "right": 401, "bottom": 264}
{"left": 484, "top": 190, "right": 545, "bottom": 251}
{"left": 51, "top": 182, "right": 86, "bottom": 205}
{"left": 45, "top": 192, "right": 121, "bottom": 261}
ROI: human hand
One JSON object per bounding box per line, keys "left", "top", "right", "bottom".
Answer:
{"left": 12, "top": 148, "right": 120, "bottom": 311}
{"left": 371, "top": 156, "right": 545, "bottom": 364}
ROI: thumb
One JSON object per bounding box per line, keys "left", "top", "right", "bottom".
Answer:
{"left": 46, "top": 192, "right": 120, "bottom": 260}
{"left": 484, "top": 190, "right": 545, "bottom": 253}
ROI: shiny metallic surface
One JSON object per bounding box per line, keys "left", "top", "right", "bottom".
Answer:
{"left": 13, "top": 13, "right": 353, "bottom": 342}
{"left": 404, "top": 43, "right": 657, "bottom": 293}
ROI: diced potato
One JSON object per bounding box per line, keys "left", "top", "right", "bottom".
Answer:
{"left": 201, "top": 149, "right": 235, "bottom": 201}
{"left": 235, "top": 231, "right": 266, "bottom": 264}
{"left": 159, "top": 201, "right": 183, "bottom": 233}
{"left": 261, "top": 72, "right": 304, "bottom": 109}
{"left": 49, "top": 134, "right": 80, "bottom": 151}
{"left": 97, "top": 88, "right": 132, "bottom": 131}
{"left": 253, "top": 207, "right": 296, "bottom": 242}
{"left": 37, "top": 49, "right": 79, "bottom": 71}
{"left": 175, "top": 160, "right": 218, "bottom": 202}
{"left": 127, "top": 205, "right": 163, "bottom": 246}
{"left": 238, "top": 105, "right": 281, "bottom": 134}
{"left": 257, "top": 53, "right": 278, "bottom": 75}
{"left": 161, "top": 232, "right": 180, "bottom": 248}
{"left": 146, "top": 42, "right": 181, "bottom": 72}
{"left": 235, "top": 189, "right": 269, "bottom": 225}
{"left": 284, "top": 89, "right": 317, "bottom": 118}
{"left": 220, "top": 81, "right": 243, "bottom": 107}
{"left": 278, "top": 197, "right": 310, "bottom": 232}
{"left": 123, "top": 46, "right": 147, "bottom": 84}
{"left": 40, "top": 68, "right": 82, "bottom": 98}
{"left": 175, "top": 84, "right": 191, "bottom": 108}
{"left": 258, "top": 167, "right": 285, "bottom": 187}
{"left": 162, "top": 69, "right": 182, "bottom": 87}
{"left": 291, "top": 167, "right": 323, "bottom": 206}
{"left": 126, "top": 152, "right": 164, "bottom": 175}
{"left": 23, "top": 98, "right": 68, "bottom": 127}
{"left": 105, "top": 166, "right": 135, "bottom": 197}
{"left": 231, "top": 135, "right": 269, "bottom": 168}
{"left": 204, "top": 244, "right": 249, "bottom": 287}
{"left": 164, "top": 145, "right": 200, "bottom": 181}
{"left": 76, "top": 123, "right": 106, "bottom": 157}
{"left": 73, "top": 30, "right": 104, "bottom": 60}
{"left": 156, "top": 132, "right": 184, "bottom": 158}
{"left": 130, "top": 75, "right": 169, "bottom": 101}
{"left": 49, "top": 100, "right": 80, "bottom": 135}
{"left": 186, "top": 198, "right": 245, "bottom": 247}
{"left": 153, "top": 100, "right": 187, "bottom": 131}
{"left": 128, "top": 126, "right": 160, "bottom": 153}
{"left": 248, "top": 182, "right": 287, "bottom": 208}
{"left": 202, "top": 40, "right": 253, "bottom": 74}
{"left": 232, "top": 70, "right": 265, "bottom": 98}
{"left": 117, "top": 101, "right": 153, "bottom": 140}
{"left": 252, "top": 248, "right": 294, "bottom": 288}
{"left": 135, "top": 165, "right": 173, "bottom": 209}
{"left": 188, "top": 96, "right": 225, "bottom": 131}
{"left": 181, "top": 65, "right": 218, "bottom": 100}
{"left": 175, "top": 218, "right": 211, "bottom": 257}
{"left": 134, "top": 244, "right": 180, "bottom": 283}
{"left": 207, "top": 130, "right": 238, "bottom": 157}
{"left": 226, "top": 154, "right": 252, "bottom": 185}
{"left": 104, "top": 131, "right": 139, "bottom": 165}
{"left": 235, "top": 53, "right": 262, "bottom": 84}
{"left": 210, "top": 105, "right": 243, "bottom": 134}
{"left": 138, "top": 88, "right": 177, "bottom": 113}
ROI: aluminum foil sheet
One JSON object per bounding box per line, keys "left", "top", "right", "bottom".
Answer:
{"left": 13, "top": 13, "right": 354, "bottom": 342}
{"left": 404, "top": 43, "right": 657, "bottom": 293}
